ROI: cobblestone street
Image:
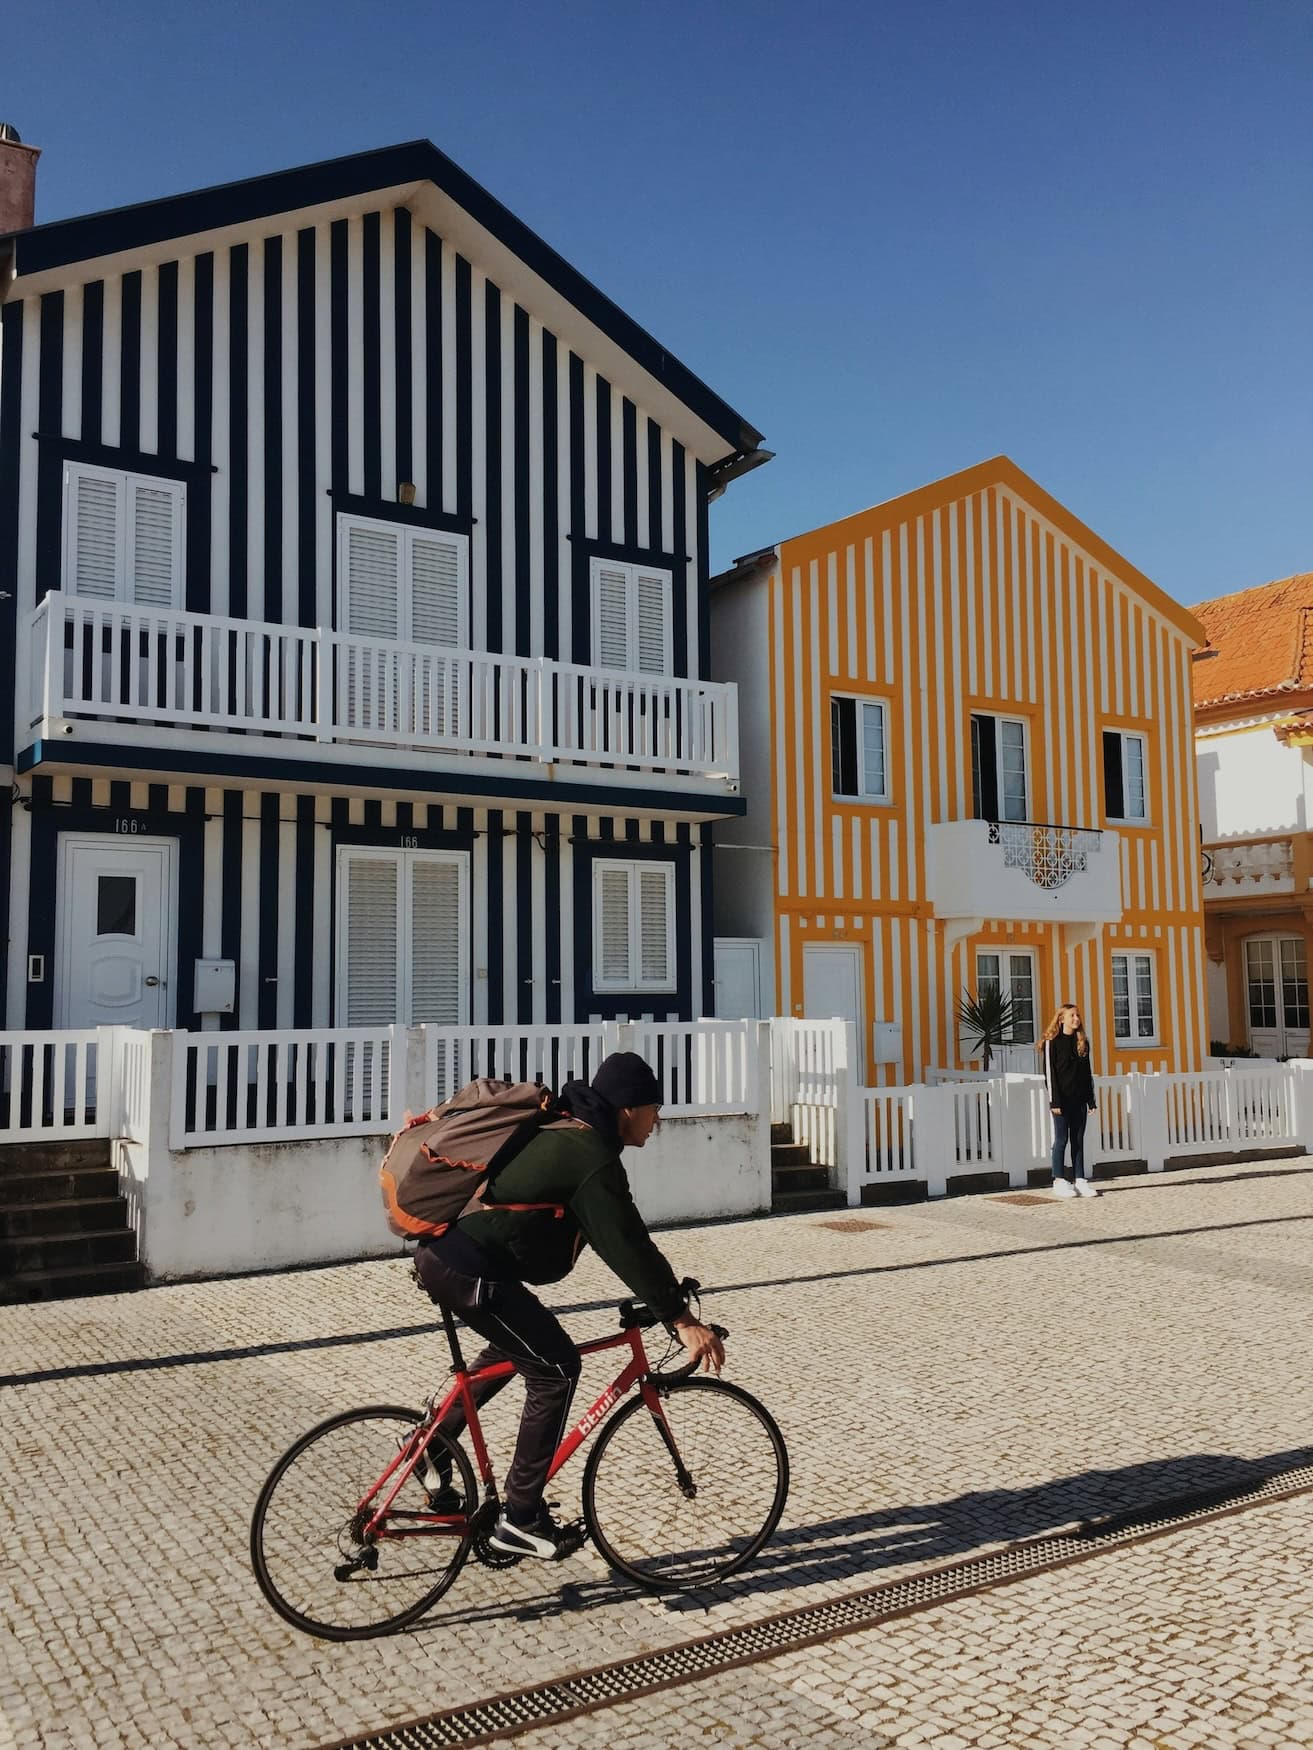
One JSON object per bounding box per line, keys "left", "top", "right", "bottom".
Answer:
{"left": 2, "top": 1157, "right": 1312, "bottom": 1748}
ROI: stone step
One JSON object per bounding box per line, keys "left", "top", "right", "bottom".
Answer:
{"left": 0, "top": 1138, "right": 112, "bottom": 1176}
{"left": 771, "top": 1164, "right": 834, "bottom": 1195}
{"left": 770, "top": 1188, "right": 848, "bottom": 1215}
{"left": 0, "top": 1196, "right": 129, "bottom": 1240}
{"left": 0, "top": 1259, "right": 146, "bottom": 1305}
{"left": 0, "top": 1168, "right": 122, "bottom": 1208}
{"left": 0, "top": 1228, "right": 137, "bottom": 1276}
{"left": 769, "top": 1123, "right": 794, "bottom": 1145}
{"left": 769, "top": 1143, "right": 813, "bottom": 1170}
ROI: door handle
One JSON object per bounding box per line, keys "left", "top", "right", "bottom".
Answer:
{"left": 145, "top": 975, "right": 162, "bottom": 988}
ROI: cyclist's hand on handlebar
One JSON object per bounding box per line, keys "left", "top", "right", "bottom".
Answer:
{"left": 673, "top": 1316, "right": 724, "bottom": 1375}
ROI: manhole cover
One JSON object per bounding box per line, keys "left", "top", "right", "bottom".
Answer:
{"left": 814, "top": 1217, "right": 889, "bottom": 1232}
{"left": 993, "top": 1192, "right": 1058, "bottom": 1207}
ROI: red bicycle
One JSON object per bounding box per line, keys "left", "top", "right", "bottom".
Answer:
{"left": 249, "top": 1279, "right": 789, "bottom": 1639}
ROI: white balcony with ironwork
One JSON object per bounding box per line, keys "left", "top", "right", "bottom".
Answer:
{"left": 26, "top": 592, "right": 740, "bottom": 806}
{"left": 927, "top": 817, "right": 1122, "bottom": 949}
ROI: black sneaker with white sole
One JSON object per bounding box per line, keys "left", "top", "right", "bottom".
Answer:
{"left": 487, "top": 1508, "right": 580, "bottom": 1560}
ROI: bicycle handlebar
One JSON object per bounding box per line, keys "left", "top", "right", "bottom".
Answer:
{"left": 618, "top": 1276, "right": 710, "bottom": 1333}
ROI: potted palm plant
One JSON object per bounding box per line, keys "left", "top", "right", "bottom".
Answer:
{"left": 956, "top": 985, "right": 1017, "bottom": 1071}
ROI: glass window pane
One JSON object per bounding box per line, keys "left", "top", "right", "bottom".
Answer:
{"left": 1112, "top": 955, "right": 1130, "bottom": 1039}
{"left": 1246, "top": 941, "right": 1278, "bottom": 1028}
{"left": 97, "top": 874, "right": 137, "bottom": 937}
{"left": 1124, "top": 736, "right": 1146, "bottom": 819}
{"left": 999, "top": 719, "right": 1027, "bottom": 821}
{"left": 860, "top": 703, "right": 886, "bottom": 797}
{"left": 1134, "top": 956, "right": 1155, "bottom": 1037}
{"left": 976, "top": 953, "right": 1000, "bottom": 996}
{"left": 1280, "top": 938, "right": 1309, "bottom": 1029}
{"left": 1007, "top": 954, "right": 1035, "bottom": 1042}
{"left": 970, "top": 716, "right": 985, "bottom": 818}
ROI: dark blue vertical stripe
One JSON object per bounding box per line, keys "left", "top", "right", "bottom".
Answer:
{"left": 34, "top": 293, "right": 63, "bottom": 601}
{"left": 188, "top": 253, "right": 213, "bottom": 612}
{"left": 483, "top": 279, "right": 502, "bottom": 653}
{"left": 0, "top": 303, "right": 20, "bottom": 768}
{"left": 541, "top": 329, "right": 558, "bottom": 660}
{"left": 109, "top": 781, "right": 131, "bottom": 812}
{"left": 263, "top": 235, "right": 283, "bottom": 623}
{"left": 621, "top": 397, "right": 638, "bottom": 547}
{"left": 0, "top": 803, "right": 9, "bottom": 1024}
{"left": 671, "top": 438, "right": 688, "bottom": 679}
{"left": 571, "top": 815, "right": 589, "bottom": 1016}
{"left": 293, "top": 795, "right": 315, "bottom": 1025}
{"left": 646, "top": 418, "right": 662, "bottom": 552}
{"left": 595, "top": 373, "right": 612, "bottom": 544}
{"left": 177, "top": 820, "right": 203, "bottom": 1027}
{"left": 568, "top": 352, "right": 586, "bottom": 663}
{"left": 513, "top": 305, "right": 531, "bottom": 656}
{"left": 363, "top": 800, "right": 382, "bottom": 830}
{"left": 394, "top": 209, "right": 412, "bottom": 490}
{"left": 486, "top": 811, "right": 504, "bottom": 1023}
{"left": 544, "top": 817, "right": 561, "bottom": 1023}
{"left": 396, "top": 801, "right": 414, "bottom": 833}
{"left": 220, "top": 790, "right": 243, "bottom": 1031}
{"left": 227, "top": 244, "right": 249, "bottom": 620}
{"left": 80, "top": 280, "right": 103, "bottom": 445}
{"left": 26, "top": 814, "right": 56, "bottom": 1027}
{"left": 119, "top": 270, "right": 141, "bottom": 452}
{"left": 157, "top": 261, "right": 178, "bottom": 459}
{"left": 257, "top": 793, "right": 279, "bottom": 1028}
{"left": 455, "top": 254, "right": 473, "bottom": 519}
{"left": 297, "top": 228, "right": 317, "bottom": 627}
{"left": 696, "top": 462, "right": 711, "bottom": 680}
{"left": 362, "top": 211, "right": 381, "bottom": 501}
{"left": 516, "top": 816, "right": 533, "bottom": 1022}
{"left": 329, "top": 221, "right": 349, "bottom": 502}
{"left": 699, "top": 826, "right": 714, "bottom": 1017}
{"left": 675, "top": 824, "right": 694, "bottom": 1020}
{"left": 424, "top": 230, "right": 443, "bottom": 511}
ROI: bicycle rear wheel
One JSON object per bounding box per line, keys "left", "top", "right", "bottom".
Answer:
{"left": 250, "top": 1405, "right": 475, "bottom": 1640}
{"left": 582, "top": 1378, "right": 788, "bottom": 1591}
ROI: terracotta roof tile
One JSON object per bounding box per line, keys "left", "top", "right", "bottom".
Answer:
{"left": 1191, "top": 572, "right": 1313, "bottom": 709}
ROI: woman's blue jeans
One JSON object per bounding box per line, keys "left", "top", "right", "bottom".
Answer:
{"left": 1050, "top": 1102, "right": 1088, "bottom": 1181}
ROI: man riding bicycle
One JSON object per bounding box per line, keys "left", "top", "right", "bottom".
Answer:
{"left": 413, "top": 1051, "right": 725, "bottom": 1560}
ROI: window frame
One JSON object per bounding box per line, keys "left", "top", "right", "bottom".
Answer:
{"left": 591, "top": 857, "right": 678, "bottom": 994}
{"left": 970, "top": 710, "right": 1030, "bottom": 823}
{"left": 62, "top": 459, "right": 187, "bottom": 608}
{"left": 975, "top": 948, "right": 1038, "bottom": 1046}
{"left": 588, "top": 557, "right": 674, "bottom": 676}
{"left": 1111, "top": 950, "right": 1159, "bottom": 1046}
{"left": 333, "top": 844, "right": 471, "bottom": 1026}
{"left": 336, "top": 510, "right": 471, "bottom": 648}
{"left": 830, "top": 694, "right": 891, "bottom": 804}
{"left": 1103, "top": 729, "right": 1149, "bottom": 825}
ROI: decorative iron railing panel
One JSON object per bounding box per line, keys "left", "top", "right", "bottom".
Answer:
{"left": 987, "top": 820, "right": 1103, "bottom": 890}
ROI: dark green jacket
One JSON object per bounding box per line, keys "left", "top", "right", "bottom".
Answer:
{"left": 458, "top": 1119, "right": 686, "bottom": 1321}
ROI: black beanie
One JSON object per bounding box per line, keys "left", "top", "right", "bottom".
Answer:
{"left": 590, "top": 1051, "right": 662, "bottom": 1109}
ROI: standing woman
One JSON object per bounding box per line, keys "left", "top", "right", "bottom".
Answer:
{"left": 1042, "top": 1003, "right": 1100, "bottom": 1199}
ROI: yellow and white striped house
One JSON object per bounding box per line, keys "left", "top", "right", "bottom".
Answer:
{"left": 711, "top": 457, "right": 1208, "bottom": 1083}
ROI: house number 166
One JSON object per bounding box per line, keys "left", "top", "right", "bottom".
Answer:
{"left": 114, "top": 819, "right": 143, "bottom": 834}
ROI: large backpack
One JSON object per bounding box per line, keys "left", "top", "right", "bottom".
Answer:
{"left": 379, "top": 1078, "right": 563, "bottom": 1240}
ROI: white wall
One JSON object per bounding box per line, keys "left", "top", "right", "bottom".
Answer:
{"left": 1197, "top": 724, "right": 1313, "bottom": 840}
{"left": 709, "top": 566, "right": 776, "bottom": 978}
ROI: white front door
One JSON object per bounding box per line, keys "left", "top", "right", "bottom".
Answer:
{"left": 803, "top": 944, "right": 865, "bottom": 1037}
{"left": 56, "top": 836, "right": 175, "bottom": 1029}
{"left": 713, "top": 939, "right": 762, "bottom": 1019}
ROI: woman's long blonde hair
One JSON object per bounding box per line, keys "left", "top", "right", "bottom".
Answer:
{"left": 1041, "top": 1003, "right": 1089, "bottom": 1055}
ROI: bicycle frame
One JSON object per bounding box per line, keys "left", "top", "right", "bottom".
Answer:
{"left": 358, "top": 1321, "right": 676, "bottom": 1542}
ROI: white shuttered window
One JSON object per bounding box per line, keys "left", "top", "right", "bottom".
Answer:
{"left": 338, "top": 513, "right": 468, "bottom": 646}
{"left": 64, "top": 462, "right": 185, "bottom": 606}
{"left": 590, "top": 558, "right": 672, "bottom": 674}
{"left": 337, "top": 847, "right": 469, "bottom": 1025}
{"left": 593, "top": 859, "right": 676, "bottom": 993}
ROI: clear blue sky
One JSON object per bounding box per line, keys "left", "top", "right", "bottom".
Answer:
{"left": 7, "top": 0, "right": 1310, "bottom": 605}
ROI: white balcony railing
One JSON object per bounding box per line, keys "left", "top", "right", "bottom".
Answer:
{"left": 1204, "top": 836, "right": 1295, "bottom": 894}
{"left": 927, "top": 818, "right": 1122, "bottom": 926}
{"left": 28, "top": 592, "right": 740, "bottom": 784}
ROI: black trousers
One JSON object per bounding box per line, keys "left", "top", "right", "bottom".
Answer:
{"left": 1050, "top": 1102, "right": 1089, "bottom": 1180}
{"left": 413, "top": 1239, "right": 580, "bottom": 1523}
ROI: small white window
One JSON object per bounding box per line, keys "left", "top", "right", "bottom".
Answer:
{"left": 338, "top": 513, "right": 468, "bottom": 647}
{"left": 336, "top": 846, "right": 469, "bottom": 1025}
{"left": 590, "top": 559, "right": 672, "bottom": 675}
{"left": 63, "top": 461, "right": 186, "bottom": 607}
{"left": 593, "top": 858, "right": 676, "bottom": 992}
{"left": 831, "top": 696, "right": 889, "bottom": 801}
{"left": 1111, "top": 951, "right": 1157, "bottom": 1043}
{"left": 1103, "top": 731, "right": 1148, "bottom": 823}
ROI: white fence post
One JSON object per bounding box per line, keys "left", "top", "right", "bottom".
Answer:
{"left": 831, "top": 1019, "right": 864, "bottom": 1207}
{"left": 118, "top": 1030, "right": 175, "bottom": 1279}
{"left": 1000, "top": 1074, "right": 1042, "bottom": 1188}
{"left": 912, "top": 1083, "right": 956, "bottom": 1198}
{"left": 1132, "top": 1071, "right": 1169, "bottom": 1173}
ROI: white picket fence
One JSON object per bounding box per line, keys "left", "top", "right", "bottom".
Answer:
{"left": 0, "top": 1030, "right": 103, "bottom": 1142}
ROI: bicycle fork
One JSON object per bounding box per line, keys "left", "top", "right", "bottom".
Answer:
{"left": 640, "top": 1380, "right": 698, "bottom": 1499}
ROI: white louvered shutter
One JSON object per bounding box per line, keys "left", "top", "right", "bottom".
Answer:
{"left": 410, "top": 534, "right": 464, "bottom": 648}
{"left": 344, "top": 522, "right": 402, "bottom": 638}
{"left": 342, "top": 855, "right": 401, "bottom": 1025}
{"left": 128, "top": 478, "right": 183, "bottom": 607}
{"left": 409, "top": 855, "right": 465, "bottom": 1024}
{"left": 595, "top": 566, "right": 630, "bottom": 670}
{"left": 597, "top": 864, "right": 632, "bottom": 985}
{"left": 68, "top": 467, "right": 122, "bottom": 599}
{"left": 638, "top": 866, "right": 672, "bottom": 985}
{"left": 635, "top": 571, "right": 670, "bottom": 675}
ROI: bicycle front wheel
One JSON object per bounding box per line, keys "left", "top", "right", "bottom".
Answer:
{"left": 250, "top": 1405, "right": 475, "bottom": 1640}
{"left": 582, "top": 1378, "right": 788, "bottom": 1591}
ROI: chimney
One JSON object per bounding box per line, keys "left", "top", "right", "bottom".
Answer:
{"left": 0, "top": 123, "right": 40, "bottom": 233}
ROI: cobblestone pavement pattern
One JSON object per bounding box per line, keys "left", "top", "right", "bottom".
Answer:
{"left": 1, "top": 1157, "right": 1311, "bottom": 1748}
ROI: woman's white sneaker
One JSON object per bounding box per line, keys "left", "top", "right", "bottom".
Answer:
{"left": 1074, "top": 1177, "right": 1101, "bottom": 1198}
{"left": 1051, "top": 1178, "right": 1078, "bottom": 1199}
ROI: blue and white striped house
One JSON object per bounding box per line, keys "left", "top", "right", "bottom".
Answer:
{"left": 0, "top": 136, "right": 767, "bottom": 1040}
